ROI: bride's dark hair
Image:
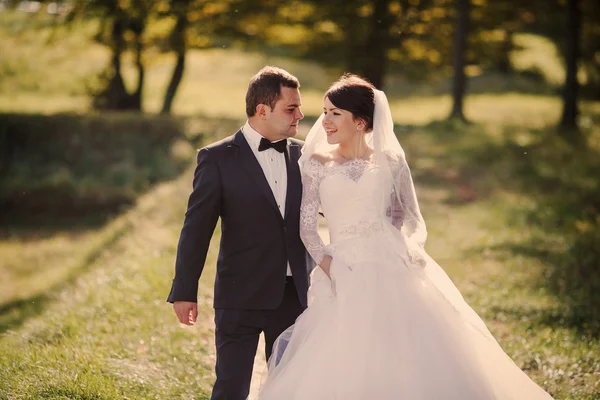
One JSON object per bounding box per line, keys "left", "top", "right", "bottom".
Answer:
{"left": 325, "top": 74, "right": 376, "bottom": 129}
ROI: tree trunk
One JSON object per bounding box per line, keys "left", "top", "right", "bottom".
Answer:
{"left": 161, "top": 53, "right": 186, "bottom": 114}
{"left": 560, "top": 0, "right": 581, "bottom": 131}
{"left": 359, "top": 0, "right": 393, "bottom": 88}
{"left": 130, "top": 26, "right": 144, "bottom": 111}
{"left": 342, "top": 4, "right": 363, "bottom": 75}
{"left": 105, "top": 16, "right": 128, "bottom": 110}
{"left": 162, "top": 12, "right": 188, "bottom": 114}
{"left": 449, "top": 0, "right": 469, "bottom": 121}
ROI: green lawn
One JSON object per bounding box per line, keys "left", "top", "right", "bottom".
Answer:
{"left": 404, "top": 121, "right": 600, "bottom": 399}
{"left": 0, "top": 165, "right": 219, "bottom": 399}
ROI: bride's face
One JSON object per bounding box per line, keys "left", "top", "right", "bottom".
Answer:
{"left": 322, "top": 97, "right": 361, "bottom": 145}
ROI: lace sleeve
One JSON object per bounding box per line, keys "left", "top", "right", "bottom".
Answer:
{"left": 300, "top": 157, "right": 327, "bottom": 265}
{"left": 393, "top": 157, "right": 427, "bottom": 247}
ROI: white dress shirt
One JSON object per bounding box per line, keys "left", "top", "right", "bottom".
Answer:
{"left": 242, "top": 121, "right": 292, "bottom": 276}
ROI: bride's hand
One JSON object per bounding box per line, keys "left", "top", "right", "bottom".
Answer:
{"left": 319, "top": 255, "right": 333, "bottom": 278}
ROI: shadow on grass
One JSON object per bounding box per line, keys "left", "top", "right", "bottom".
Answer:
{"left": 36, "top": 387, "right": 113, "bottom": 400}
{"left": 0, "top": 211, "right": 121, "bottom": 241}
{"left": 487, "top": 303, "right": 597, "bottom": 338}
{"left": 404, "top": 116, "right": 600, "bottom": 335}
{"left": 0, "top": 214, "right": 132, "bottom": 335}
{"left": 486, "top": 239, "right": 600, "bottom": 337}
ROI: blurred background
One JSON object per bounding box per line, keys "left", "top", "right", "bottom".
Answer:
{"left": 0, "top": 1, "right": 599, "bottom": 399}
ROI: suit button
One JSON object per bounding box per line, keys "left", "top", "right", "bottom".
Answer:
{"left": 284, "top": 227, "right": 287, "bottom": 233}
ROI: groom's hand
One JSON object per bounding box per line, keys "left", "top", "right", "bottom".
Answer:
{"left": 386, "top": 194, "right": 404, "bottom": 220}
{"left": 173, "top": 301, "right": 198, "bottom": 326}
{"left": 319, "top": 255, "right": 333, "bottom": 278}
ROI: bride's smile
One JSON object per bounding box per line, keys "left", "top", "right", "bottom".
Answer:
{"left": 322, "top": 97, "right": 366, "bottom": 146}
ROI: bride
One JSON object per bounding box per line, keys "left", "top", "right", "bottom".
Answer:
{"left": 257, "top": 74, "right": 554, "bottom": 399}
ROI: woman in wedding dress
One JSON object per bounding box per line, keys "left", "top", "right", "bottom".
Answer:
{"left": 257, "top": 75, "right": 554, "bottom": 399}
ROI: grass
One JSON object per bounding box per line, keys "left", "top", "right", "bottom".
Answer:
{"left": 0, "top": 214, "right": 129, "bottom": 334}
{"left": 0, "top": 164, "right": 222, "bottom": 399}
{"left": 399, "top": 120, "right": 600, "bottom": 399}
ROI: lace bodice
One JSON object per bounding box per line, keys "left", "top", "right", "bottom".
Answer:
{"left": 300, "top": 156, "right": 424, "bottom": 265}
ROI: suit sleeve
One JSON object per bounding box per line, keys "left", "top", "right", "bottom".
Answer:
{"left": 167, "top": 148, "right": 222, "bottom": 303}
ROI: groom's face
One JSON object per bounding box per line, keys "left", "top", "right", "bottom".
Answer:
{"left": 264, "top": 86, "right": 304, "bottom": 140}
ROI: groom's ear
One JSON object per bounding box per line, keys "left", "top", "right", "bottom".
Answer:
{"left": 256, "top": 103, "right": 271, "bottom": 120}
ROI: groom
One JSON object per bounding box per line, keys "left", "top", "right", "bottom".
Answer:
{"left": 167, "top": 66, "right": 309, "bottom": 400}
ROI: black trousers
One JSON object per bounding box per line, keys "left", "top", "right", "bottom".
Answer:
{"left": 210, "top": 278, "right": 304, "bottom": 400}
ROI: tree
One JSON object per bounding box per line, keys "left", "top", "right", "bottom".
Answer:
{"left": 356, "top": 0, "right": 394, "bottom": 88}
{"left": 559, "top": 0, "right": 581, "bottom": 131}
{"left": 103, "top": 8, "right": 129, "bottom": 110}
{"left": 449, "top": 0, "right": 469, "bottom": 121}
{"left": 161, "top": 0, "right": 190, "bottom": 114}
{"left": 70, "top": 0, "right": 153, "bottom": 111}
{"left": 254, "top": 0, "right": 445, "bottom": 88}
{"left": 580, "top": 0, "right": 600, "bottom": 99}
{"left": 160, "top": 0, "right": 255, "bottom": 113}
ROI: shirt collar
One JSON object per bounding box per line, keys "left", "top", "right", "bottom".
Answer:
{"left": 242, "top": 121, "right": 287, "bottom": 152}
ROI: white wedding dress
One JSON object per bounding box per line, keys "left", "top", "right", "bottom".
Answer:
{"left": 257, "top": 155, "right": 554, "bottom": 400}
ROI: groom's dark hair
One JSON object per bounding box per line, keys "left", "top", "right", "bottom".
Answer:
{"left": 246, "top": 66, "right": 300, "bottom": 117}
{"left": 326, "top": 74, "right": 375, "bottom": 129}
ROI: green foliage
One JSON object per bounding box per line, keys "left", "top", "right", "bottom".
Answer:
{"left": 225, "top": 0, "right": 458, "bottom": 81}
{"left": 0, "top": 10, "right": 104, "bottom": 99}
{"left": 193, "top": 0, "right": 600, "bottom": 96}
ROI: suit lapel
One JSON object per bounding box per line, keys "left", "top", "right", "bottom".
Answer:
{"left": 232, "top": 130, "right": 281, "bottom": 218}
{"left": 284, "top": 142, "right": 302, "bottom": 221}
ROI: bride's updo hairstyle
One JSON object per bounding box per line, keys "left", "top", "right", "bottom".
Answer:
{"left": 325, "top": 74, "right": 376, "bottom": 130}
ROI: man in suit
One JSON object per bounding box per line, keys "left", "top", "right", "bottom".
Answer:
{"left": 167, "top": 66, "right": 308, "bottom": 400}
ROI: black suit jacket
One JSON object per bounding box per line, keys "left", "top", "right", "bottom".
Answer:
{"left": 167, "top": 130, "right": 308, "bottom": 309}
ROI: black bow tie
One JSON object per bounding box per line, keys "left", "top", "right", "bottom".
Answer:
{"left": 258, "top": 137, "right": 287, "bottom": 153}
